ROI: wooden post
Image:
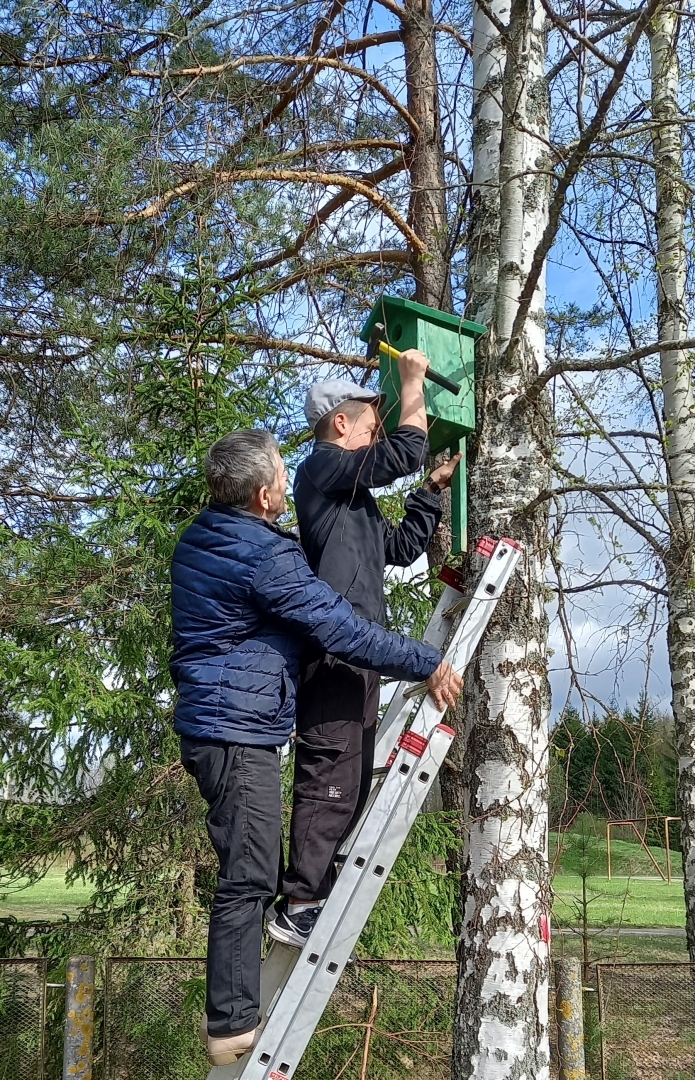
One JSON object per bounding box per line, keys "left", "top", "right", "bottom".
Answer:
{"left": 554, "top": 957, "right": 586, "bottom": 1080}
{"left": 606, "top": 821, "right": 612, "bottom": 881}
{"left": 664, "top": 817, "right": 681, "bottom": 885}
{"left": 62, "top": 956, "right": 94, "bottom": 1080}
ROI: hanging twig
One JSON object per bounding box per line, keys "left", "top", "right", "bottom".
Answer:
{"left": 360, "top": 985, "right": 379, "bottom": 1080}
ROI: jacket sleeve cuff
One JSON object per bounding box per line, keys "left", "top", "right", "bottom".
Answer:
{"left": 415, "top": 486, "right": 442, "bottom": 508}
{"left": 415, "top": 646, "right": 442, "bottom": 681}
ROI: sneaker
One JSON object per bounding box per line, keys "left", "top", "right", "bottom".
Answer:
{"left": 266, "top": 899, "right": 321, "bottom": 948}
{"left": 206, "top": 1027, "right": 259, "bottom": 1067}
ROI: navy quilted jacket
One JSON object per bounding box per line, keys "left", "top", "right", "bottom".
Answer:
{"left": 170, "top": 502, "right": 442, "bottom": 746}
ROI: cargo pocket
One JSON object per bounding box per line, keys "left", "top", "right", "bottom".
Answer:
{"left": 293, "top": 732, "right": 349, "bottom": 803}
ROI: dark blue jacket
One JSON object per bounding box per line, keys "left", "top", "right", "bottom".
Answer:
{"left": 294, "top": 426, "right": 441, "bottom": 623}
{"left": 170, "top": 503, "right": 442, "bottom": 746}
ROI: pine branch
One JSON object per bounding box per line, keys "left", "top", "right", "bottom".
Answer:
{"left": 67, "top": 168, "right": 426, "bottom": 252}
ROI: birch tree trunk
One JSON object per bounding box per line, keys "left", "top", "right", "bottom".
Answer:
{"left": 650, "top": 5, "right": 695, "bottom": 960}
{"left": 452, "top": 0, "right": 552, "bottom": 1074}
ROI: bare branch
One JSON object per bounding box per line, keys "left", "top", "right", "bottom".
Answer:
{"left": 225, "top": 334, "right": 374, "bottom": 368}
{"left": 434, "top": 23, "right": 473, "bottom": 55}
{"left": 539, "top": 0, "right": 621, "bottom": 70}
{"left": 524, "top": 335, "right": 695, "bottom": 402}
{"left": 225, "top": 160, "right": 408, "bottom": 283}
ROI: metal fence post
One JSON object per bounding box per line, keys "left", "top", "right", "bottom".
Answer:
{"left": 554, "top": 957, "right": 586, "bottom": 1080}
{"left": 62, "top": 956, "right": 95, "bottom": 1080}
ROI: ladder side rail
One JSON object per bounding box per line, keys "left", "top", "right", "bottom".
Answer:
{"left": 373, "top": 541, "right": 520, "bottom": 766}
{"left": 372, "top": 582, "right": 462, "bottom": 766}
{"left": 405, "top": 541, "right": 521, "bottom": 745}
{"left": 335, "top": 542, "right": 522, "bottom": 880}
{"left": 237, "top": 726, "right": 453, "bottom": 1080}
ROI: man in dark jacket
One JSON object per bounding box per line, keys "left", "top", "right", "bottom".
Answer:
{"left": 270, "top": 349, "right": 462, "bottom": 949}
{"left": 170, "top": 428, "right": 461, "bottom": 1067}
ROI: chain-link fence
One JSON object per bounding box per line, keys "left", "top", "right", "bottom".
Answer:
{"left": 597, "top": 962, "right": 695, "bottom": 1080}
{"left": 0, "top": 959, "right": 47, "bottom": 1080}
{"left": 102, "top": 958, "right": 457, "bottom": 1080}
{"left": 12, "top": 954, "right": 694, "bottom": 1080}
{"left": 103, "top": 957, "right": 208, "bottom": 1080}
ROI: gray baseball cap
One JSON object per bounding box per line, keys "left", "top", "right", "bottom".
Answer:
{"left": 304, "top": 379, "right": 386, "bottom": 430}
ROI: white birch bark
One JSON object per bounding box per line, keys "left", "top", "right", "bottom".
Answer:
{"left": 452, "top": 0, "right": 552, "bottom": 1075}
{"left": 650, "top": 5, "right": 695, "bottom": 959}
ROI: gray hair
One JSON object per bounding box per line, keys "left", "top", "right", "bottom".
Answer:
{"left": 205, "top": 430, "right": 279, "bottom": 508}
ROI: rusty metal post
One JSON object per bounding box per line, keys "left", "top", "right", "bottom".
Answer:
{"left": 554, "top": 957, "right": 586, "bottom": 1080}
{"left": 62, "top": 956, "right": 94, "bottom": 1080}
{"left": 606, "top": 821, "right": 611, "bottom": 880}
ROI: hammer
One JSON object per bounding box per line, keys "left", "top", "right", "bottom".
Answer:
{"left": 366, "top": 322, "right": 461, "bottom": 397}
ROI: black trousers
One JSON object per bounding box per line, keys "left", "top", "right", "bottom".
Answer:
{"left": 181, "top": 737, "right": 282, "bottom": 1038}
{"left": 282, "top": 655, "right": 380, "bottom": 901}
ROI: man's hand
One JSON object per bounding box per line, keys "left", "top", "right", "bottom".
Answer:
{"left": 429, "top": 452, "right": 463, "bottom": 490}
{"left": 398, "top": 349, "right": 430, "bottom": 385}
{"left": 396, "top": 349, "right": 429, "bottom": 433}
{"left": 426, "top": 660, "right": 463, "bottom": 712}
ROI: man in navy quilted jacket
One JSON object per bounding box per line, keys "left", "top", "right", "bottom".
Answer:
{"left": 170, "top": 429, "right": 461, "bottom": 1067}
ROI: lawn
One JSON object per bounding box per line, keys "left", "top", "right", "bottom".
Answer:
{"left": 554, "top": 930, "right": 689, "bottom": 965}
{"left": 0, "top": 834, "right": 687, "bottom": 931}
{"left": 552, "top": 875, "right": 685, "bottom": 929}
{"left": 0, "top": 864, "right": 93, "bottom": 920}
{"left": 550, "top": 830, "right": 678, "bottom": 880}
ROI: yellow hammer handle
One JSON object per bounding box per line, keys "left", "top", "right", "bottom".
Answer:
{"left": 378, "top": 340, "right": 401, "bottom": 361}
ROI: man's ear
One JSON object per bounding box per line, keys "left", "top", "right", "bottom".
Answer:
{"left": 256, "top": 485, "right": 271, "bottom": 511}
{"left": 333, "top": 412, "right": 348, "bottom": 436}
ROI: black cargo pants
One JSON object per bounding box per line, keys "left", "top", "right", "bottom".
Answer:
{"left": 180, "top": 737, "right": 282, "bottom": 1038}
{"left": 282, "top": 654, "right": 380, "bottom": 901}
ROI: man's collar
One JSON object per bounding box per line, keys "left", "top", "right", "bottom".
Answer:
{"left": 208, "top": 501, "right": 298, "bottom": 541}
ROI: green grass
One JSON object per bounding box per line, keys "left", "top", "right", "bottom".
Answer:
{"left": 550, "top": 830, "right": 678, "bottom": 880}
{"left": 0, "top": 865, "right": 93, "bottom": 920}
{"left": 553, "top": 931, "right": 689, "bottom": 965}
{"left": 552, "top": 875, "right": 686, "bottom": 928}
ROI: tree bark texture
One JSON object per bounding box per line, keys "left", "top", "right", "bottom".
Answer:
{"left": 650, "top": 5, "right": 695, "bottom": 960}
{"left": 402, "top": 0, "right": 453, "bottom": 313}
{"left": 452, "top": 0, "right": 552, "bottom": 1076}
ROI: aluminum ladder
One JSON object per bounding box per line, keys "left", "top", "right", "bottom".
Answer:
{"left": 208, "top": 536, "right": 522, "bottom": 1080}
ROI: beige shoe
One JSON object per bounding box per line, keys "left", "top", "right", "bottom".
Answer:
{"left": 206, "top": 1027, "right": 259, "bottom": 1066}
{"left": 199, "top": 1013, "right": 208, "bottom": 1048}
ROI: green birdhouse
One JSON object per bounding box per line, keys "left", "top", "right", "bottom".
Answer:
{"left": 360, "top": 295, "right": 486, "bottom": 554}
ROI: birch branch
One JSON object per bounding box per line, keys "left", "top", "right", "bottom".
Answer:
{"left": 523, "top": 335, "right": 695, "bottom": 402}
{"left": 546, "top": 10, "right": 640, "bottom": 81}
{"left": 539, "top": 0, "right": 621, "bottom": 70}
